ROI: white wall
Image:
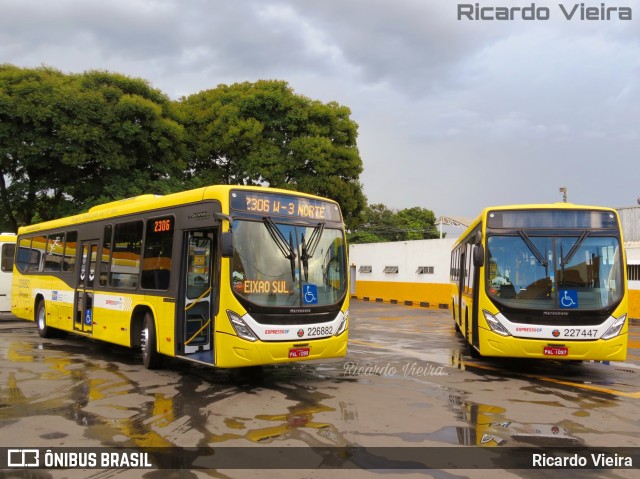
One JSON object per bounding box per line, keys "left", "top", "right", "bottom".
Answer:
{"left": 348, "top": 238, "right": 456, "bottom": 284}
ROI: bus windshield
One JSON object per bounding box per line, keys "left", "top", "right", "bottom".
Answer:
{"left": 486, "top": 234, "right": 623, "bottom": 311}
{"left": 231, "top": 219, "right": 347, "bottom": 308}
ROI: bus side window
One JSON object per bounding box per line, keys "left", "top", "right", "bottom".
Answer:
{"left": 141, "top": 217, "right": 174, "bottom": 290}
{"left": 63, "top": 231, "right": 77, "bottom": 273}
{"left": 99, "top": 226, "right": 112, "bottom": 286}
{"left": 16, "top": 237, "right": 32, "bottom": 272}
{"left": 29, "top": 235, "right": 47, "bottom": 272}
{"left": 43, "top": 233, "right": 65, "bottom": 272}
{"left": 1, "top": 243, "right": 15, "bottom": 272}
{"left": 109, "top": 221, "right": 143, "bottom": 289}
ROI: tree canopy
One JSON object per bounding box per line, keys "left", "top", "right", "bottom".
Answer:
{"left": 348, "top": 203, "right": 440, "bottom": 243}
{"left": 0, "top": 65, "right": 184, "bottom": 231}
{"left": 178, "top": 80, "right": 366, "bottom": 228}
{"left": 0, "top": 65, "right": 436, "bottom": 241}
{"left": 0, "top": 67, "right": 367, "bottom": 231}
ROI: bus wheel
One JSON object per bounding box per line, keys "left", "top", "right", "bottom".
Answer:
{"left": 36, "top": 301, "right": 54, "bottom": 339}
{"left": 469, "top": 343, "right": 482, "bottom": 359}
{"left": 141, "top": 313, "right": 162, "bottom": 370}
{"left": 452, "top": 300, "right": 462, "bottom": 334}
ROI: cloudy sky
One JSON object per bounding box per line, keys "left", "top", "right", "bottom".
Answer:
{"left": 2, "top": 0, "right": 639, "bottom": 219}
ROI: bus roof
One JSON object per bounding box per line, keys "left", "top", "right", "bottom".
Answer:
{"left": 453, "top": 202, "right": 620, "bottom": 248}
{"left": 0, "top": 233, "right": 16, "bottom": 242}
{"left": 17, "top": 184, "right": 340, "bottom": 235}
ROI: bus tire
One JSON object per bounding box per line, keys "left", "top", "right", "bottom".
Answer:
{"left": 469, "top": 343, "right": 482, "bottom": 359}
{"left": 452, "top": 300, "right": 462, "bottom": 334}
{"left": 36, "top": 301, "right": 54, "bottom": 339}
{"left": 141, "top": 313, "right": 162, "bottom": 370}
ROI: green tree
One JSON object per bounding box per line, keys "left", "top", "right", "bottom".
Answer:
{"left": 396, "top": 206, "right": 439, "bottom": 240}
{"left": 359, "top": 203, "right": 402, "bottom": 241}
{"left": 346, "top": 230, "right": 385, "bottom": 244}
{"left": 0, "top": 65, "right": 185, "bottom": 230}
{"left": 349, "top": 204, "right": 439, "bottom": 243}
{"left": 178, "top": 80, "right": 366, "bottom": 227}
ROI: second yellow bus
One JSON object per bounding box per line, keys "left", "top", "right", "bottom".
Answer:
{"left": 451, "top": 203, "right": 628, "bottom": 361}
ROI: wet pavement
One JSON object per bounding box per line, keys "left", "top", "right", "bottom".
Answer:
{"left": 0, "top": 303, "right": 639, "bottom": 478}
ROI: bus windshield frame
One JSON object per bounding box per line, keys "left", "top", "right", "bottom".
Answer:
{"left": 229, "top": 190, "right": 347, "bottom": 311}
{"left": 229, "top": 218, "right": 347, "bottom": 310}
{"left": 484, "top": 209, "right": 624, "bottom": 313}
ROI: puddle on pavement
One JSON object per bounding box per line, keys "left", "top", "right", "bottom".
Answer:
{"left": 1, "top": 335, "right": 355, "bottom": 451}
{"left": 449, "top": 349, "right": 627, "bottom": 389}
{"left": 1, "top": 328, "right": 615, "bottom": 453}
{"left": 446, "top": 392, "right": 587, "bottom": 447}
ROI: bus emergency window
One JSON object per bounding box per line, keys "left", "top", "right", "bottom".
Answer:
{"left": 109, "top": 221, "right": 143, "bottom": 289}
{"left": 1, "top": 243, "right": 15, "bottom": 272}
{"left": 99, "top": 225, "right": 112, "bottom": 286}
{"left": 63, "top": 231, "right": 77, "bottom": 273}
{"left": 43, "top": 233, "right": 65, "bottom": 272}
{"left": 141, "top": 216, "right": 174, "bottom": 290}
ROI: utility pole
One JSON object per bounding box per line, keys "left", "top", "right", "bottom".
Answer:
{"left": 559, "top": 187, "right": 568, "bottom": 203}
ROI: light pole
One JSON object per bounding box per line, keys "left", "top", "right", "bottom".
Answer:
{"left": 559, "top": 187, "right": 568, "bottom": 203}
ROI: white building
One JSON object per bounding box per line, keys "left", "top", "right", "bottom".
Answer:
{"left": 349, "top": 238, "right": 455, "bottom": 308}
{"left": 348, "top": 208, "right": 640, "bottom": 319}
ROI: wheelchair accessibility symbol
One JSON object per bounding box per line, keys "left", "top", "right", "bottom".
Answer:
{"left": 303, "top": 284, "right": 318, "bottom": 305}
{"left": 559, "top": 289, "right": 578, "bottom": 309}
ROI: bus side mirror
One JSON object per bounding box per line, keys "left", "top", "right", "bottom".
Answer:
{"left": 473, "top": 244, "right": 484, "bottom": 267}
{"left": 221, "top": 232, "right": 233, "bottom": 258}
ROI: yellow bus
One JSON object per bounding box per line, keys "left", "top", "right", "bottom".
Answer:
{"left": 451, "top": 203, "right": 628, "bottom": 361}
{"left": 11, "top": 185, "right": 349, "bottom": 369}
{"left": 0, "top": 233, "right": 16, "bottom": 312}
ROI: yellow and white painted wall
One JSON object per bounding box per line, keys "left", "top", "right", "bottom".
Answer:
{"left": 348, "top": 238, "right": 456, "bottom": 309}
{"left": 626, "top": 242, "right": 640, "bottom": 320}
{"left": 619, "top": 207, "right": 640, "bottom": 321}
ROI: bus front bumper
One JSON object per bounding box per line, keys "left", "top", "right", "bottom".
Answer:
{"left": 214, "top": 331, "right": 349, "bottom": 368}
{"left": 478, "top": 329, "right": 627, "bottom": 361}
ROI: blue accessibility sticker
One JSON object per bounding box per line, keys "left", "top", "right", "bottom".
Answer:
{"left": 559, "top": 289, "right": 578, "bottom": 309}
{"left": 303, "top": 284, "right": 318, "bottom": 305}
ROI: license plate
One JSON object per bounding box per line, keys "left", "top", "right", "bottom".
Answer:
{"left": 544, "top": 346, "right": 568, "bottom": 356}
{"left": 288, "top": 347, "right": 310, "bottom": 359}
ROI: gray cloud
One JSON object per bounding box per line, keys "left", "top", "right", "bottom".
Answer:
{"left": 1, "top": 0, "right": 639, "bottom": 217}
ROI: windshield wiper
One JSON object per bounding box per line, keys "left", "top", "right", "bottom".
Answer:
{"left": 560, "top": 231, "right": 589, "bottom": 266}
{"left": 301, "top": 222, "right": 325, "bottom": 281}
{"left": 518, "top": 230, "right": 548, "bottom": 267}
{"left": 263, "top": 217, "right": 297, "bottom": 281}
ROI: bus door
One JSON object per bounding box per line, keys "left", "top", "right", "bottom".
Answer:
{"left": 181, "top": 231, "right": 215, "bottom": 360}
{"left": 458, "top": 250, "right": 466, "bottom": 329}
{"left": 75, "top": 240, "right": 98, "bottom": 334}
{"left": 0, "top": 240, "right": 15, "bottom": 312}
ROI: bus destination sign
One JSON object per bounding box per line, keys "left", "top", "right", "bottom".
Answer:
{"left": 230, "top": 190, "right": 342, "bottom": 222}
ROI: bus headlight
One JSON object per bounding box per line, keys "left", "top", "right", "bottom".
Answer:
{"left": 602, "top": 314, "right": 626, "bottom": 340}
{"left": 227, "top": 310, "right": 258, "bottom": 342}
{"left": 334, "top": 309, "right": 349, "bottom": 336}
{"left": 483, "top": 310, "right": 511, "bottom": 337}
